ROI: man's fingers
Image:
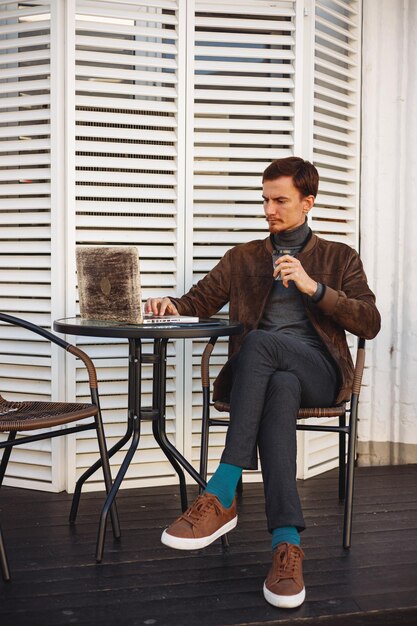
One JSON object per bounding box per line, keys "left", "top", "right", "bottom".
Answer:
{"left": 146, "top": 297, "right": 179, "bottom": 316}
{"left": 145, "top": 298, "right": 155, "bottom": 314}
{"left": 280, "top": 268, "right": 297, "bottom": 288}
{"left": 159, "top": 298, "right": 169, "bottom": 315}
{"left": 145, "top": 298, "right": 164, "bottom": 315}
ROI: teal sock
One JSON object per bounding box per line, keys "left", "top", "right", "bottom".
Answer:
{"left": 205, "top": 462, "right": 242, "bottom": 508}
{"left": 271, "top": 526, "right": 301, "bottom": 551}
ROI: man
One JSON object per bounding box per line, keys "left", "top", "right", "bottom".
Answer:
{"left": 146, "top": 157, "right": 380, "bottom": 609}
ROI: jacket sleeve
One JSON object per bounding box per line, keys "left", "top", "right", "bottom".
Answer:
{"left": 169, "top": 249, "right": 232, "bottom": 317}
{"left": 316, "top": 250, "right": 381, "bottom": 339}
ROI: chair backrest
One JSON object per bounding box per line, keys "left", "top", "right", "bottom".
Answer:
{"left": 351, "top": 338, "right": 366, "bottom": 398}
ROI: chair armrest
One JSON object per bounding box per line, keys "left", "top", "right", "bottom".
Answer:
{"left": 0, "top": 312, "right": 98, "bottom": 390}
{"left": 67, "top": 345, "right": 98, "bottom": 390}
{"left": 201, "top": 337, "right": 218, "bottom": 389}
{"left": 352, "top": 338, "right": 366, "bottom": 396}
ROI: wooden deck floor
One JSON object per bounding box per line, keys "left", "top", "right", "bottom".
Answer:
{"left": 1, "top": 465, "right": 417, "bottom": 626}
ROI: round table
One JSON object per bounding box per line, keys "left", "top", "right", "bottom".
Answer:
{"left": 53, "top": 317, "right": 243, "bottom": 561}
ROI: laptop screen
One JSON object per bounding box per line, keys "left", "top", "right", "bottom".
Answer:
{"left": 76, "top": 246, "right": 143, "bottom": 324}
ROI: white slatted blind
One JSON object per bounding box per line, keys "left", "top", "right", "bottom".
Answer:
{"left": 311, "top": 0, "right": 360, "bottom": 247}
{"left": 71, "top": 0, "right": 184, "bottom": 490}
{"left": 1, "top": 0, "right": 363, "bottom": 493}
{"left": 298, "top": 0, "right": 361, "bottom": 479}
{"left": 187, "top": 0, "right": 297, "bottom": 479}
{"left": 0, "top": 1, "right": 55, "bottom": 489}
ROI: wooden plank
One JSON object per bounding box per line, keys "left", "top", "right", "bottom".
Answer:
{"left": 0, "top": 466, "right": 416, "bottom": 626}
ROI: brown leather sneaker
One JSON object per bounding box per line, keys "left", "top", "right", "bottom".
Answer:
{"left": 161, "top": 493, "right": 237, "bottom": 550}
{"left": 263, "top": 542, "right": 306, "bottom": 608}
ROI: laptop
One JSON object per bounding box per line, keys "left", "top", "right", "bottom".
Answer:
{"left": 76, "top": 246, "right": 198, "bottom": 325}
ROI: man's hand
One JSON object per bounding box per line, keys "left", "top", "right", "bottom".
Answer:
{"left": 274, "top": 254, "right": 317, "bottom": 296}
{"left": 145, "top": 297, "right": 179, "bottom": 316}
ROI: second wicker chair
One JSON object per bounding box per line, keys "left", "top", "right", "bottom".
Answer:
{"left": 0, "top": 312, "right": 120, "bottom": 582}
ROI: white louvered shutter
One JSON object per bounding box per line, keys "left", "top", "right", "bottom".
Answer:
{"left": 298, "top": 0, "right": 361, "bottom": 479}
{"left": 311, "top": 0, "right": 359, "bottom": 247}
{"left": 185, "top": 0, "right": 297, "bottom": 480}
{"left": 1, "top": 1, "right": 363, "bottom": 493}
{"left": 68, "top": 0, "right": 186, "bottom": 490}
{"left": 0, "top": 1, "right": 62, "bottom": 490}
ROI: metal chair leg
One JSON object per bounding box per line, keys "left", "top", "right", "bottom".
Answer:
{"left": 338, "top": 413, "right": 346, "bottom": 502}
{"left": 0, "top": 522, "right": 11, "bottom": 582}
{"left": 199, "top": 387, "right": 211, "bottom": 494}
{"left": 221, "top": 533, "right": 230, "bottom": 552}
{"left": 0, "top": 432, "right": 16, "bottom": 579}
{"left": 343, "top": 396, "right": 359, "bottom": 549}
{"left": 0, "top": 432, "right": 16, "bottom": 488}
{"left": 94, "top": 411, "right": 121, "bottom": 539}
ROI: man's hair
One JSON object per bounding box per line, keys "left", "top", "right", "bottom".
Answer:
{"left": 262, "top": 157, "right": 319, "bottom": 198}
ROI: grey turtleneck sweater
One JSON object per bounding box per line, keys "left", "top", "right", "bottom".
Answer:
{"left": 259, "top": 220, "right": 326, "bottom": 352}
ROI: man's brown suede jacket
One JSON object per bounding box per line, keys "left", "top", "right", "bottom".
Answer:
{"left": 170, "top": 234, "right": 381, "bottom": 404}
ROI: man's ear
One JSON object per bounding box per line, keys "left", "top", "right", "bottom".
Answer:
{"left": 303, "top": 195, "right": 315, "bottom": 214}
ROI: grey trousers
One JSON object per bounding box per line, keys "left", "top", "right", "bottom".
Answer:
{"left": 220, "top": 330, "right": 339, "bottom": 533}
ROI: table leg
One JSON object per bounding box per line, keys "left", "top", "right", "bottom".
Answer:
{"left": 95, "top": 338, "right": 142, "bottom": 562}
{"left": 96, "top": 416, "right": 140, "bottom": 562}
{"left": 151, "top": 339, "right": 206, "bottom": 512}
{"left": 70, "top": 418, "right": 134, "bottom": 524}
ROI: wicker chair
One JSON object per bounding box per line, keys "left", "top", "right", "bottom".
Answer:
{"left": 199, "top": 336, "right": 366, "bottom": 550}
{"left": 0, "top": 313, "right": 120, "bottom": 582}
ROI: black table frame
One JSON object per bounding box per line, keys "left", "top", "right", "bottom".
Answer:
{"left": 53, "top": 318, "right": 242, "bottom": 561}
